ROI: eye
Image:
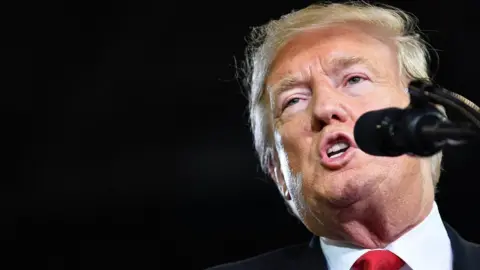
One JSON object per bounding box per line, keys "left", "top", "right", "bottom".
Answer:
{"left": 284, "top": 97, "right": 301, "bottom": 109}
{"left": 346, "top": 75, "right": 365, "bottom": 85}
{"left": 277, "top": 90, "right": 311, "bottom": 115}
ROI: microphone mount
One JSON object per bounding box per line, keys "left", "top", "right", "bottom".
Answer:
{"left": 406, "top": 80, "right": 480, "bottom": 149}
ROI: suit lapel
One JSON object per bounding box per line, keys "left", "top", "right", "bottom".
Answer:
{"left": 445, "top": 223, "right": 480, "bottom": 270}
{"left": 294, "top": 236, "right": 328, "bottom": 270}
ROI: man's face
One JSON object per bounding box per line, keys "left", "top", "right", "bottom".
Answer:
{"left": 265, "top": 24, "right": 432, "bottom": 238}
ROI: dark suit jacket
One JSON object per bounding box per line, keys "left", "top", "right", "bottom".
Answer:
{"left": 207, "top": 224, "right": 480, "bottom": 270}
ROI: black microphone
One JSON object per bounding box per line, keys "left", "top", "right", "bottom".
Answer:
{"left": 353, "top": 103, "right": 478, "bottom": 157}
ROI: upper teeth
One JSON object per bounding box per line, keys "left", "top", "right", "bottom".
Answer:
{"left": 327, "top": 142, "right": 349, "bottom": 155}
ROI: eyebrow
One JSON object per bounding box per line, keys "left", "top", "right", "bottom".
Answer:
{"left": 327, "top": 56, "right": 373, "bottom": 72}
{"left": 267, "top": 75, "right": 304, "bottom": 98}
{"left": 267, "top": 56, "right": 375, "bottom": 97}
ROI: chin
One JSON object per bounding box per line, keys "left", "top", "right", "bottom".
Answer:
{"left": 311, "top": 169, "right": 379, "bottom": 209}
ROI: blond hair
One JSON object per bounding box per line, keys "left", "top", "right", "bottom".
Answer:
{"left": 243, "top": 2, "right": 443, "bottom": 185}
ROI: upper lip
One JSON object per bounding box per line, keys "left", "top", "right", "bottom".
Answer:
{"left": 319, "top": 131, "right": 358, "bottom": 157}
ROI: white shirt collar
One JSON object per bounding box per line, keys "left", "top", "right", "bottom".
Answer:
{"left": 320, "top": 202, "right": 452, "bottom": 270}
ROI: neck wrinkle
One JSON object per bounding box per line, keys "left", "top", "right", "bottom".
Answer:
{"left": 336, "top": 180, "right": 435, "bottom": 249}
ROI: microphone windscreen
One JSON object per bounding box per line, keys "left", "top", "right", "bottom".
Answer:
{"left": 354, "top": 108, "right": 404, "bottom": 157}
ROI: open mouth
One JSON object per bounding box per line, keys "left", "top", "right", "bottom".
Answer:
{"left": 319, "top": 131, "right": 357, "bottom": 169}
{"left": 326, "top": 140, "right": 351, "bottom": 159}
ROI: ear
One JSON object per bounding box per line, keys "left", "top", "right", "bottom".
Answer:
{"left": 267, "top": 153, "right": 291, "bottom": 201}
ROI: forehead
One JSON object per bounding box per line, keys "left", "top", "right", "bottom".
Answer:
{"left": 266, "top": 24, "right": 398, "bottom": 88}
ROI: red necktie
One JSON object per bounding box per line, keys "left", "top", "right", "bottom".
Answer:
{"left": 352, "top": 250, "right": 405, "bottom": 270}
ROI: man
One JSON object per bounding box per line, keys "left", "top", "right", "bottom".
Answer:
{"left": 209, "top": 2, "right": 480, "bottom": 270}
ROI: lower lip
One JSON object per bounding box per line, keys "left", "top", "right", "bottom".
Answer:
{"left": 320, "top": 147, "right": 356, "bottom": 170}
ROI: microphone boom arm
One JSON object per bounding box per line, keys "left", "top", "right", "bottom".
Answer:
{"left": 408, "top": 81, "right": 480, "bottom": 129}
{"left": 407, "top": 80, "right": 480, "bottom": 141}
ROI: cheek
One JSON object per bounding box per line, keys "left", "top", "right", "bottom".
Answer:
{"left": 352, "top": 90, "right": 409, "bottom": 117}
{"left": 374, "top": 155, "right": 424, "bottom": 184}
{"left": 277, "top": 116, "right": 313, "bottom": 172}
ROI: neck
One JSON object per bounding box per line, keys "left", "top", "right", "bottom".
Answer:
{"left": 332, "top": 176, "right": 435, "bottom": 249}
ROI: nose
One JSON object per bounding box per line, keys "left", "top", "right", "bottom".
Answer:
{"left": 311, "top": 94, "right": 348, "bottom": 131}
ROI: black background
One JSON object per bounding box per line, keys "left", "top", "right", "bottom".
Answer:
{"left": 5, "top": 0, "right": 480, "bottom": 269}
{"left": 7, "top": 1, "right": 159, "bottom": 269}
